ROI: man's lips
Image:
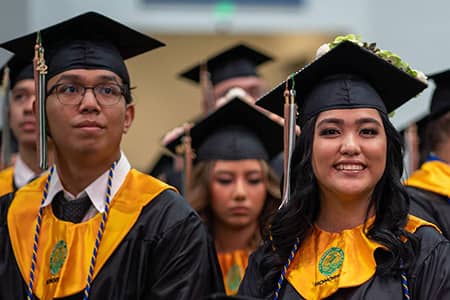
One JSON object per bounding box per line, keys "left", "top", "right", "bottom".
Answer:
{"left": 20, "top": 121, "right": 36, "bottom": 131}
{"left": 74, "top": 120, "right": 104, "bottom": 129}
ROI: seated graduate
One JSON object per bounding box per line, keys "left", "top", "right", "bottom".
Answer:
{"left": 166, "top": 97, "right": 283, "bottom": 295}
{"left": 0, "top": 11, "right": 220, "bottom": 299}
{"left": 238, "top": 35, "right": 450, "bottom": 300}
{"left": 404, "top": 70, "right": 450, "bottom": 239}
{"left": 0, "top": 56, "right": 52, "bottom": 195}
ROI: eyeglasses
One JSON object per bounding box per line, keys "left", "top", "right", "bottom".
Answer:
{"left": 47, "top": 83, "right": 126, "bottom": 106}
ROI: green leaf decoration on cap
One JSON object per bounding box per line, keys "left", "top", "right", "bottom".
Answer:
{"left": 325, "top": 34, "right": 427, "bottom": 85}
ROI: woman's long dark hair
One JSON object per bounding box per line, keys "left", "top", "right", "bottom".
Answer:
{"left": 257, "top": 112, "right": 418, "bottom": 296}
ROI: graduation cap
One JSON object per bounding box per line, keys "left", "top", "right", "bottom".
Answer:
{"left": 256, "top": 38, "right": 428, "bottom": 208}
{"left": 402, "top": 70, "right": 450, "bottom": 168}
{"left": 428, "top": 70, "right": 450, "bottom": 121}
{"left": 256, "top": 40, "right": 428, "bottom": 126}
{"left": 0, "top": 11, "right": 165, "bottom": 86}
{"left": 147, "top": 152, "right": 184, "bottom": 192}
{"left": 180, "top": 43, "right": 273, "bottom": 86}
{"left": 148, "top": 152, "right": 175, "bottom": 177}
{"left": 0, "top": 56, "right": 34, "bottom": 88}
{"left": 166, "top": 97, "right": 284, "bottom": 163}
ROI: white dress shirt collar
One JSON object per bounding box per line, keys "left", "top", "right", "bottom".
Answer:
{"left": 42, "top": 152, "right": 131, "bottom": 214}
{"left": 13, "top": 155, "right": 38, "bottom": 188}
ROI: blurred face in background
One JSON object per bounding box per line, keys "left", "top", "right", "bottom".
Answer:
{"left": 209, "top": 159, "right": 267, "bottom": 230}
{"left": 9, "top": 79, "right": 36, "bottom": 147}
{"left": 213, "top": 76, "right": 265, "bottom": 102}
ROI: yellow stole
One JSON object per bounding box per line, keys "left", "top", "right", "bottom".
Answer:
{"left": 404, "top": 160, "right": 450, "bottom": 198}
{"left": 286, "top": 215, "right": 436, "bottom": 300}
{"left": 7, "top": 169, "right": 173, "bottom": 299}
{"left": 0, "top": 166, "right": 14, "bottom": 196}
{"left": 217, "top": 249, "right": 250, "bottom": 295}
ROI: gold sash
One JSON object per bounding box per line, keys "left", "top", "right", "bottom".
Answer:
{"left": 0, "top": 166, "right": 14, "bottom": 196}
{"left": 405, "top": 160, "right": 450, "bottom": 198}
{"left": 286, "top": 215, "right": 436, "bottom": 300}
{"left": 217, "top": 249, "right": 250, "bottom": 295}
{"left": 8, "top": 169, "right": 173, "bottom": 299}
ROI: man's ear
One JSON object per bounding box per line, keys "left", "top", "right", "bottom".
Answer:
{"left": 123, "top": 103, "right": 135, "bottom": 134}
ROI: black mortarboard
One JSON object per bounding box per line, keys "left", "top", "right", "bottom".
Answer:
{"left": 166, "top": 97, "right": 283, "bottom": 162}
{"left": 428, "top": 70, "right": 450, "bottom": 121}
{"left": 0, "top": 11, "right": 165, "bottom": 85}
{"left": 256, "top": 40, "right": 427, "bottom": 126}
{"left": 148, "top": 153, "right": 175, "bottom": 177}
{"left": 0, "top": 56, "right": 34, "bottom": 88}
{"left": 147, "top": 152, "right": 183, "bottom": 191}
{"left": 180, "top": 44, "right": 272, "bottom": 86}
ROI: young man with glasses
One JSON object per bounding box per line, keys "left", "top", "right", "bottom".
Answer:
{"left": 0, "top": 12, "right": 222, "bottom": 299}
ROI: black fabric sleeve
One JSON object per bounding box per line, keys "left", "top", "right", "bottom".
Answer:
{"left": 147, "top": 191, "right": 224, "bottom": 300}
{"left": 407, "top": 186, "right": 450, "bottom": 239}
{"left": 148, "top": 213, "right": 218, "bottom": 299}
{"left": 411, "top": 227, "right": 450, "bottom": 299}
{"left": 238, "top": 247, "right": 266, "bottom": 299}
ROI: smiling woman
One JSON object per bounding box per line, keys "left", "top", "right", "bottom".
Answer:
{"left": 238, "top": 36, "right": 450, "bottom": 300}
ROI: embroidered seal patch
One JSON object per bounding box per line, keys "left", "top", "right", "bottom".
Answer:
{"left": 226, "top": 264, "right": 242, "bottom": 293}
{"left": 319, "top": 247, "right": 344, "bottom": 276}
{"left": 49, "top": 240, "right": 68, "bottom": 276}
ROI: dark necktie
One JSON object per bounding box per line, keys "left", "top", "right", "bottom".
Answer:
{"left": 51, "top": 191, "right": 92, "bottom": 223}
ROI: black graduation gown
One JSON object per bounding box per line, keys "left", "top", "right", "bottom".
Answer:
{"left": 0, "top": 188, "right": 224, "bottom": 299}
{"left": 407, "top": 186, "right": 450, "bottom": 239}
{"left": 238, "top": 226, "right": 450, "bottom": 300}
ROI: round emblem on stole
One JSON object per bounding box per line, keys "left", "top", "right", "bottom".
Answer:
{"left": 319, "top": 247, "right": 344, "bottom": 276}
{"left": 49, "top": 240, "right": 68, "bottom": 276}
{"left": 226, "top": 264, "right": 242, "bottom": 293}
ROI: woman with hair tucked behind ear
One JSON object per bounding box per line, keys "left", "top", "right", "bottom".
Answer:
{"left": 166, "top": 97, "right": 283, "bottom": 295}
{"left": 238, "top": 35, "right": 450, "bottom": 300}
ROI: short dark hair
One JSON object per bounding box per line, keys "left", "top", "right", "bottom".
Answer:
{"left": 425, "top": 111, "right": 450, "bottom": 152}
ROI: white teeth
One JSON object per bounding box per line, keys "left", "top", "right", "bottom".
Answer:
{"left": 336, "top": 164, "right": 364, "bottom": 171}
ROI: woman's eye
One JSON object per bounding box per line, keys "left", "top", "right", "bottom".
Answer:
{"left": 247, "top": 178, "right": 263, "bottom": 185}
{"left": 216, "top": 178, "right": 233, "bottom": 185}
{"left": 319, "top": 128, "right": 340, "bottom": 136}
{"left": 360, "top": 128, "right": 378, "bottom": 136}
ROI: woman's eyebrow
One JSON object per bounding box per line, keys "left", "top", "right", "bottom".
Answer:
{"left": 355, "top": 117, "right": 382, "bottom": 126}
{"left": 316, "top": 118, "right": 344, "bottom": 127}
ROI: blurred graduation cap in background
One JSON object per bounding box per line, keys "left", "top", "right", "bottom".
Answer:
{"left": 165, "top": 96, "right": 284, "bottom": 197}
{"left": 403, "top": 69, "right": 450, "bottom": 170}
{"left": 180, "top": 43, "right": 273, "bottom": 86}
